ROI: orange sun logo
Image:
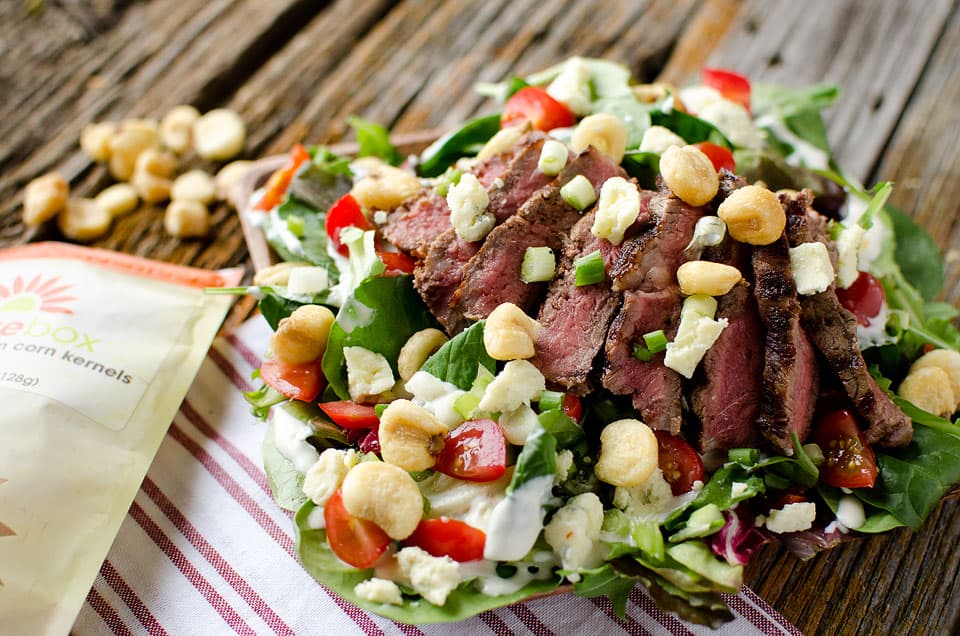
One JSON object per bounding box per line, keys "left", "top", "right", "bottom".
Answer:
{"left": 0, "top": 274, "right": 75, "bottom": 314}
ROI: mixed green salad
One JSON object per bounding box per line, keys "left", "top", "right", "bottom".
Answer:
{"left": 225, "top": 58, "right": 960, "bottom": 627}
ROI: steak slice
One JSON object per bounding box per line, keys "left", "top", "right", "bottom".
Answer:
{"left": 752, "top": 237, "right": 819, "bottom": 454}
{"left": 413, "top": 228, "right": 479, "bottom": 334}
{"left": 382, "top": 190, "right": 450, "bottom": 258}
{"left": 602, "top": 288, "right": 683, "bottom": 433}
{"left": 486, "top": 133, "right": 552, "bottom": 223}
{"left": 692, "top": 241, "right": 764, "bottom": 452}
{"left": 454, "top": 148, "right": 628, "bottom": 321}
{"left": 531, "top": 210, "right": 627, "bottom": 394}
{"left": 782, "top": 193, "right": 912, "bottom": 446}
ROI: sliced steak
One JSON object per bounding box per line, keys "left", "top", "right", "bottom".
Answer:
{"left": 413, "top": 228, "right": 479, "bottom": 334}
{"left": 382, "top": 190, "right": 450, "bottom": 257}
{"left": 752, "top": 237, "right": 819, "bottom": 454}
{"left": 454, "top": 148, "right": 628, "bottom": 321}
{"left": 486, "top": 133, "right": 552, "bottom": 223}
{"left": 782, "top": 193, "right": 912, "bottom": 447}
{"left": 602, "top": 288, "right": 683, "bottom": 433}
{"left": 692, "top": 241, "right": 764, "bottom": 452}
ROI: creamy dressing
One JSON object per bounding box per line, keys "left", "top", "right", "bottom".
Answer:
{"left": 857, "top": 303, "right": 893, "bottom": 350}
{"left": 306, "top": 506, "right": 326, "bottom": 529}
{"left": 272, "top": 407, "right": 320, "bottom": 474}
{"left": 755, "top": 114, "right": 829, "bottom": 170}
{"left": 483, "top": 475, "right": 555, "bottom": 562}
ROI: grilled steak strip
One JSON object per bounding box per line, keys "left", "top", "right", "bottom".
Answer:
{"left": 752, "top": 236, "right": 819, "bottom": 454}
{"left": 782, "top": 192, "right": 912, "bottom": 447}
{"left": 382, "top": 190, "right": 451, "bottom": 258}
{"left": 413, "top": 228, "right": 480, "bottom": 335}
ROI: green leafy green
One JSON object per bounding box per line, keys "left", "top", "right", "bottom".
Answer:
{"left": 886, "top": 205, "right": 946, "bottom": 301}
{"left": 348, "top": 116, "right": 402, "bottom": 166}
{"left": 420, "top": 321, "right": 495, "bottom": 390}
{"left": 289, "top": 151, "right": 353, "bottom": 213}
{"left": 243, "top": 382, "right": 287, "bottom": 420}
{"left": 262, "top": 418, "right": 308, "bottom": 511}
{"left": 321, "top": 275, "right": 436, "bottom": 400}
{"left": 650, "top": 110, "right": 731, "bottom": 147}
{"left": 536, "top": 409, "right": 584, "bottom": 449}
{"left": 418, "top": 113, "right": 502, "bottom": 177}
{"left": 507, "top": 426, "right": 557, "bottom": 495}
{"left": 816, "top": 485, "right": 904, "bottom": 534}
{"left": 569, "top": 564, "right": 635, "bottom": 618}
{"left": 591, "top": 97, "right": 651, "bottom": 148}
{"left": 341, "top": 227, "right": 386, "bottom": 288}
{"left": 621, "top": 151, "right": 660, "bottom": 189}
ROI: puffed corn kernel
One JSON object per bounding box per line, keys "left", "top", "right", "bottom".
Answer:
{"left": 717, "top": 184, "right": 785, "bottom": 245}
{"left": 595, "top": 418, "right": 658, "bottom": 487}
{"left": 269, "top": 304, "right": 335, "bottom": 365}
{"left": 57, "top": 198, "right": 111, "bottom": 242}
{"left": 108, "top": 119, "right": 159, "bottom": 181}
{"left": 23, "top": 172, "right": 69, "bottom": 226}
{"left": 350, "top": 165, "right": 422, "bottom": 211}
{"left": 159, "top": 105, "right": 200, "bottom": 154}
{"left": 94, "top": 183, "right": 139, "bottom": 218}
{"left": 163, "top": 200, "right": 210, "bottom": 238}
{"left": 659, "top": 145, "right": 719, "bottom": 207}
{"left": 193, "top": 108, "right": 246, "bottom": 160}
{"left": 132, "top": 148, "right": 178, "bottom": 203}
{"left": 171, "top": 169, "right": 217, "bottom": 204}
{"left": 398, "top": 328, "right": 449, "bottom": 382}
{"left": 570, "top": 113, "right": 628, "bottom": 165}
{"left": 483, "top": 302, "right": 541, "bottom": 360}
{"left": 80, "top": 121, "right": 116, "bottom": 162}
{"left": 378, "top": 399, "right": 448, "bottom": 472}
{"left": 910, "top": 349, "right": 960, "bottom": 409}
{"left": 253, "top": 261, "right": 313, "bottom": 286}
{"left": 677, "top": 260, "right": 742, "bottom": 296}
{"left": 215, "top": 160, "right": 253, "bottom": 201}
{"left": 341, "top": 461, "right": 423, "bottom": 540}
{"left": 477, "top": 123, "right": 530, "bottom": 160}
{"left": 898, "top": 366, "right": 956, "bottom": 417}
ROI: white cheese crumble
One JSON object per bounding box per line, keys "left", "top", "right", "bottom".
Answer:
{"left": 638, "top": 125, "right": 685, "bottom": 154}
{"left": 354, "top": 578, "right": 403, "bottom": 605}
{"left": 396, "top": 547, "right": 461, "bottom": 606}
{"left": 664, "top": 294, "right": 728, "bottom": 379}
{"left": 835, "top": 224, "right": 866, "bottom": 289}
{"left": 544, "top": 493, "right": 604, "bottom": 577}
{"left": 302, "top": 448, "right": 360, "bottom": 506}
{"left": 286, "top": 266, "right": 329, "bottom": 296}
{"left": 613, "top": 468, "right": 700, "bottom": 523}
{"left": 343, "top": 346, "right": 395, "bottom": 402}
{"left": 789, "top": 242, "right": 835, "bottom": 295}
{"left": 404, "top": 370, "right": 465, "bottom": 429}
{"left": 546, "top": 57, "right": 592, "bottom": 116}
{"left": 554, "top": 449, "right": 574, "bottom": 485}
{"left": 478, "top": 360, "right": 546, "bottom": 413}
{"left": 763, "top": 502, "right": 817, "bottom": 534}
{"left": 498, "top": 403, "right": 539, "bottom": 445}
{"left": 591, "top": 176, "right": 641, "bottom": 246}
{"left": 447, "top": 173, "right": 493, "bottom": 241}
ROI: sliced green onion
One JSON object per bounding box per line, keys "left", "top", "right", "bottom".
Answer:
{"left": 286, "top": 214, "right": 305, "bottom": 237}
{"left": 454, "top": 364, "right": 496, "bottom": 419}
{"left": 434, "top": 167, "right": 463, "bottom": 197}
{"left": 573, "top": 249, "right": 604, "bottom": 286}
{"left": 683, "top": 215, "right": 727, "bottom": 259}
{"left": 539, "top": 390, "right": 564, "bottom": 412}
{"left": 728, "top": 448, "right": 759, "bottom": 465}
{"left": 560, "top": 174, "right": 596, "bottom": 211}
{"left": 521, "top": 246, "right": 556, "bottom": 283}
{"left": 454, "top": 392, "right": 481, "bottom": 419}
{"left": 642, "top": 329, "right": 668, "bottom": 353}
{"left": 537, "top": 140, "right": 569, "bottom": 176}
{"left": 632, "top": 345, "right": 654, "bottom": 362}
{"left": 374, "top": 403, "right": 389, "bottom": 418}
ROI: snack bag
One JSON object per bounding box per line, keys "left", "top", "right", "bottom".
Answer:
{"left": 0, "top": 243, "right": 241, "bottom": 635}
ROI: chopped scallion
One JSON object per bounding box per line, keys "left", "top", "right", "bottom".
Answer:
{"left": 454, "top": 392, "right": 481, "bottom": 419}
{"left": 728, "top": 447, "right": 759, "bottom": 465}
{"left": 539, "top": 390, "right": 564, "bottom": 412}
{"left": 632, "top": 345, "right": 654, "bottom": 362}
{"left": 560, "top": 174, "right": 596, "bottom": 211}
{"left": 521, "top": 246, "right": 556, "bottom": 283}
{"left": 642, "top": 329, "right": 668, "bottom": 353}
{"left": 286, "top": 215, "right": 305, "bottom": 237}
{"left": 374, "top": 403, "right": 389, "bottom": 418}
{"left": 573, "top": 249, "right": 604, "bottom": 286}
{"left": 537, "top": 140, "right": 569, "bottom": 176}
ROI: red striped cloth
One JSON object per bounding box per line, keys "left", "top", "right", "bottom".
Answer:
{"left": 72, "top": 318, "right": 802, "bottom": 636}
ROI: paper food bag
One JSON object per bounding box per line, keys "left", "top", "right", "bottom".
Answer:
{"left": 0, "top": 243, "right": 241, "bottom": 635}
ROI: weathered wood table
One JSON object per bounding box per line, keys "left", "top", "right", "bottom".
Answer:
{"left": 2, "top": 1, "right": 958, "bottom": 633}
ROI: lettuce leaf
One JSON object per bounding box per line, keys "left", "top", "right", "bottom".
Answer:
{"left": 420, "top": 321, "right": 495, "bottom": 390}
{"left": 348, "top": 116, "right": 402, "bottom": 166}
{"left": 262, "top": 418, "right": 309, "bottom": 511}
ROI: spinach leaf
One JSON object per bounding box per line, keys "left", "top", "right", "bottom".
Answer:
{"left": 752, "top": 83, "right": 840, "bottom": 118}
{"left": 537, "top": 409, "right": 584, "bottom": 449}
{"left": 668, "top": 463, "right": 764, "bottom": 529}
{"left": 816, "top": 485, "right": 904, "bottom": 534}
{"left": 886, "top": 204, "right": 945, "bottom": 302}
{"left": 591, "top": 97, "right": 651, "bottom": 148}
{"left": 569, "top": 564, "right": 635, "bottom": 618}
{"left": 294, "top": 500, "right": 560, "bottom": 623}
{"left": 650, "top": 110, "right": 731, "bottom": 148}
{"left": 621, "top": 151, "right": 660, "bottom": 189}
{"left": 259, "top": 293, "right": 305, "bottom": 330}
{"left": 262, "top": 418, "right": 308, "bottom": 511}
{"left": 507, "top": 425, "right": 557, "bottom": 495}
{"left": 321, "top": 275, "right": 436, "bottom": 399}
{"left": 418, "top": 113, "right": 502, "bottom": 177}
{"left": 348, "top": 116, "right": 402, "bottom": 166}
{"left": 420, "top": 321, "right": 495, "bottom": 390}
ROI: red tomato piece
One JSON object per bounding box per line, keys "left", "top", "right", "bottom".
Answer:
{"left": 693, "top": 141, "right": 736, "bottom": 173}
{"left": 324, "top": 489, "right": 391, "bottom": 569}
{"left": 836, "top": 271, "right": 886, "bottom": 327}
{"left": 377, "top": 250, "right": 416, "bottom": 275}
{"left": 255, "top": 144, "right": 311, "bottom": 211}
{"left": 813, "top": 409, "right": 878, "bottom": 489}
{"left": 561, "top": 393, "right": 583, "bottom": 423}
{"left": 654, "top": 430, "right": 705, "bottom": 495}
{"left": 325, "top": 193, "right": 372, "bottom": 256}
{"left": 701, "top": 68, "right": 751, "bottom": 112}
{"left": 435, "top": 419, "right": 506, "bottom": 482}
{"left": 259, "top": 357, "right": 325, "bottom": 402}
{"left": 319, "top": 401, "right": 379, "bottom": 429}
{"left": 404, "top": 517, "right": 486, "bottom": 562}
{"left": 501, "top": 87, "right": 576, "bottom": 132}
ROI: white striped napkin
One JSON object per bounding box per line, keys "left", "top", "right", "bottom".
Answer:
{"left": 72, "top": 317, "right": 801, "bottom": 636}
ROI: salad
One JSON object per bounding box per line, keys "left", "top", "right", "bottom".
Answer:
{"left": 225, "top": 58, "right": 960, "bottom": 627}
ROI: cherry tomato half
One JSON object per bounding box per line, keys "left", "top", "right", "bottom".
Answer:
{"left": 654, "top": 430, "right": 706, "bottom": 495}
{"left": 255, "top": 144, "right": 311, "bottom": 211}
{"left": 701, "top": 68, "right": 751, "bottom": 112}
{"left": 501, "top": 87, "right": 576, "bottom": 132}
{"left": 377, "top": 250, "right": 416, "bottom": 275}
{"left": 693, "top": 141, "right": 736, "bottom": 173}
{"left": 259, "top": 357, "right": 325, "bottom": 402}
{"left": 435, "top": 419, "right": 506, "bottom": 482}
{"left": 324, "top": 489, "right": 391, "bottom": 569}
{"left": 319, "top": 401, "right": 379, "bottom": 429}
{"left": 836, "top": 271, "right": 886, "bottom": 327}
{"left": 404, "top": 517, "right": 486, "bottom": 562}
{"left": 325, "top": 193, "right": 372, "bottom": 256}
{"left": 812, "top": 409, "right": 878, "bottom": 489}
{"left": 561, "top": 393, "right": 583, "bottom": 423}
